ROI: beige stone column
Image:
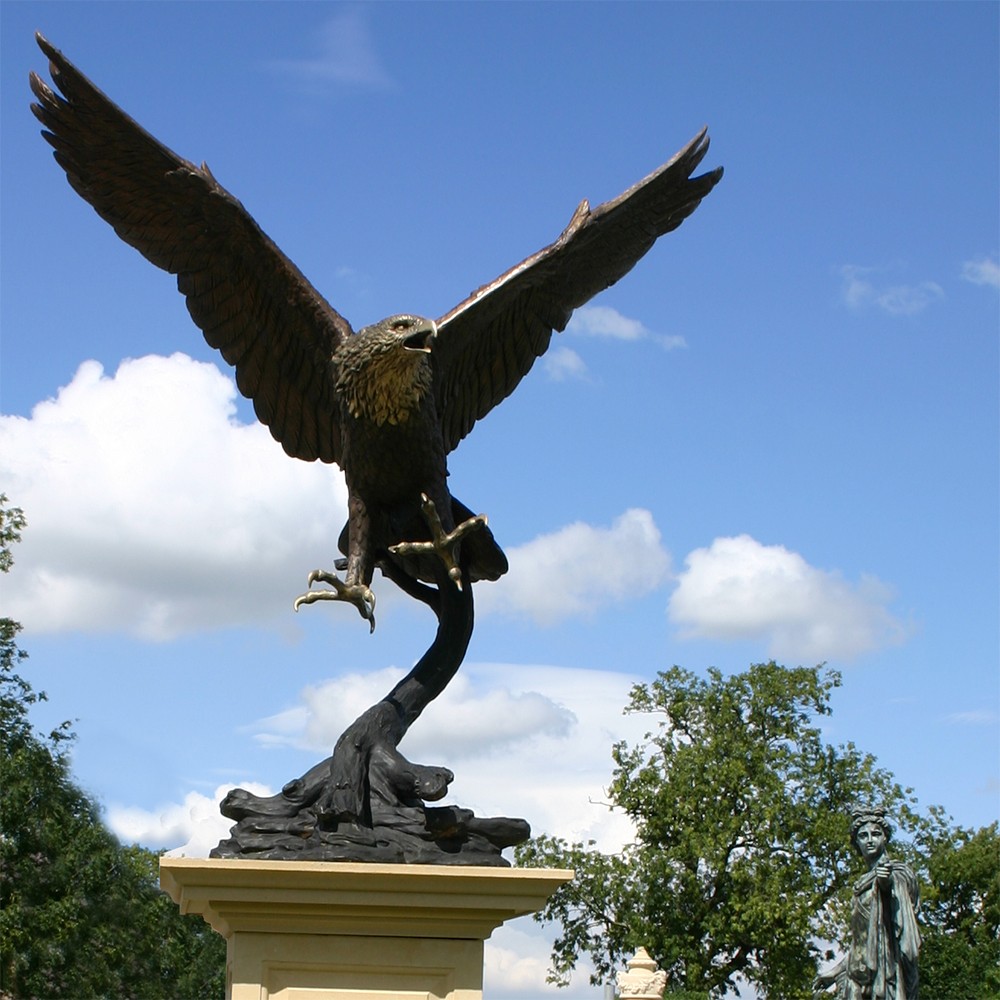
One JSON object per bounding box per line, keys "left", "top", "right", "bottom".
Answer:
{"left": 160, "top": 857, "right": 572, "bottom": 1000}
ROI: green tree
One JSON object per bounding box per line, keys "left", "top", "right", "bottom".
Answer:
{"left": 0, "top": 496, "right": 226, "bottom": 997}
{"left": 516, "top": 662, "right": 922, "bottom": 998}
{"left": 914, "top": 810, "right": 999, "bottom": 999}
{"left": 0, "top": 496, "right": 38, "bottom": 752}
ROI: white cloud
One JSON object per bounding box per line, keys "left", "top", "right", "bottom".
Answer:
{"left": 485, "top": 921, "right": 601, "bottom": 998}
{"left": 961, "top": 256, "right": 1000, "bottom": 289}
{"left": 568, "top": 305, "right": 687, "bottom": 350}
{"left": 659, "top": 333, "right": 688, "bottom": 350}
{"left": 543, "top": 345, "right": 589, "bottom": 381}
{"left": 1, "top": 353, "right": 346, "bottom": 639}
{"left": 485, "top": 927, "right": 558, "bottom": 992}
{"left": 839, "top": 265, "right": 944, "bottom": 316}
{"left": 268, "top": 9, "right": 394, "bottom": 91}
{"left": 546, "top": 306, "right": 687, "bottom": 380}
{"left": 107, "top": 782, "right": 271, "bottom": 857}
{"left": 569, "top": 305, "right": 648, "bottom": 341}
{"left": 477, "top": 509, "right": 672, "bottom": 625}
{"left": 253, "top": 665, "right": 576, "bottom": 761}
{"left": 944, "top": 709, "right": 999, "bottom": 726}
{"left": 669, "top": 534, "right": 906, "bottom": 661}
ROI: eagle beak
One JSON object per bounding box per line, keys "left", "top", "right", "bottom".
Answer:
{"left": 403, "top": 319, "right": 437, "bottom": 353}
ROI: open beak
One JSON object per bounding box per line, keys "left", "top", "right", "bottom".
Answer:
{"left": 403, "top": 319, "right": 437, "bottom": 353}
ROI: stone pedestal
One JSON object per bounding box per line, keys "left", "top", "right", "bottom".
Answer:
{"left": 160, "top": 857, "right": 573, "bottom": 1000}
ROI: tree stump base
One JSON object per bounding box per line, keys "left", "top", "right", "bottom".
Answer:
{"left": 212, "top": 540, "right": 529, "bottom": 866}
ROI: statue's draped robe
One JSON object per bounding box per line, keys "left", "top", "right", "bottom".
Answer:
{"left": 844, "top": 860, "right": 920, "bottom": 999}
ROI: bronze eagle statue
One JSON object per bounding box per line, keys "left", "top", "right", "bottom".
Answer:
{"left": 29, "top": 33, "right": 723, "bottom": 631}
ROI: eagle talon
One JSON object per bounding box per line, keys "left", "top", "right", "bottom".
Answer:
{"left": 293, "top": 571, "right": 376, "bottom": 632}
{"left": 389, "top": 494, "right": 491, "bottom": 590}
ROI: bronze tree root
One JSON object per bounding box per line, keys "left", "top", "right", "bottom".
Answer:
{"left": 211, "top": 543, "right": 529, "bottom": 866}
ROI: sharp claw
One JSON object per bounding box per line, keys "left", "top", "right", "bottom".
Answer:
{"left": 292, "top": 570, "right": 376, "bottom": 630}
{"left": 388, "top": 495, "right": 490, "bottom": 590}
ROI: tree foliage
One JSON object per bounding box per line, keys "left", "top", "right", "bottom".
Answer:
{"left": 914, "top": 810, "right": 1000, "bottom": 999}
{"left": 0, "top": 496, "right": 226, "bottom": 998}
{"left": 516, "top": 662, "right": 922, "bottom": 998}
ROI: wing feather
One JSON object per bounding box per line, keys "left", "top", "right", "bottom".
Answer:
{"left": 30, "top": 34, "right": 351, "bottom": 465}
{"left": 433, "top": 130, "right": 722, "bottom": 453}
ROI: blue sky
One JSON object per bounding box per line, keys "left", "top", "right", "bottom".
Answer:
{"left": 1, "top": 3, "right": 997, "bottom": 995}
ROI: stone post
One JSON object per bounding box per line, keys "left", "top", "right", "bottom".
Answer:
{"left": 160, "top": 857, "right": 573, "bottom": 1000}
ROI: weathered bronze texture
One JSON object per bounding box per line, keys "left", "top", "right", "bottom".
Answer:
{"left": 814, "top": 807, "right": 920, "bottom": 999}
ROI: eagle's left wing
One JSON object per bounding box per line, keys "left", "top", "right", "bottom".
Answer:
{"left": 432, "top": 130, "right": 722, "bottom": 455}
{"left": 29, "top": 34, "right": 354, "bottom": 466}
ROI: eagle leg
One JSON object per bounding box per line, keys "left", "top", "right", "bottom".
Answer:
{"left": 388, "top": 493, "right": 489, "bottom": 591}
{"left": 293, "top": 570, "right": 377, "bottom": 633}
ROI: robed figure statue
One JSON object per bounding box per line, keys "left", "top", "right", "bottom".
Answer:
{"left": 815, "top": 807, "right": 920, "bottom": 1000}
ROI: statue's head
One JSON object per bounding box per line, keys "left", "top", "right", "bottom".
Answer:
{"left": 337, "top": 315, "right": 438, "bottom": 425}
{"left": 849, "top": 805, "right": 892, "bottom": 860}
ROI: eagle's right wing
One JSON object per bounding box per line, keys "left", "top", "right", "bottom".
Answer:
{"left": 30, "top": 34, "right": 352, "bottom": 466}
{"left": 432, "top": 130, "right": 722, "bottom": 455}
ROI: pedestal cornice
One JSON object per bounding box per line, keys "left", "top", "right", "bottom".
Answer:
{"left": 160, "top": 856, "right": 573, "bottom": 940}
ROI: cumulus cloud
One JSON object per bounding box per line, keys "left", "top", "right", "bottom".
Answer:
{"left": 484, "top": 928, "right": 558, "bottom": 993}
{"left": 1, "top": 353, "right": 346, "bottom": 639}
{"left": 477, "top": 509, "right": 672, "bottom": 625}
{"left": 961, "top": 256, "right": 1000, "bottom": 289}
{"left": 839, "top": 264, "right": 944, "bottom": 316}
{"left": 253, "top": 665, "right": 576, "bottom": 761}
{"left": 107, "top": 782, "right": 271, "bottom": 857}
{"left": 268, "top": 9, "right": 394, "bottom": 91}
{"left": 425, "top": 674, "right": 640, "bottom": 853}
{"left": 545, "top": 306, "right": 685, "bottom": 381}
{"left": 669, "top": 534, "right": 906, "bottom": 661}
{"left": 542, "top": 345, "right": 589, "bottom": 381}
{"left": 568, "top": 304, "right": 687, "bottom": 350}
{"left": 485, "top": 922, "right": 600, "bottom": 998}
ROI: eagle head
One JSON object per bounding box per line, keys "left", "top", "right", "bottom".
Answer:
{"left": 336, "top": 315, "right": 437, "bottom": 426}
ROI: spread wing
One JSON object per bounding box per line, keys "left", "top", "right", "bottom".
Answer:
{"left": 29, "top": 34, "right": 351, "bottom": 465}
{"left": 432, "top": 130, "right": 722, "bottom": 454}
